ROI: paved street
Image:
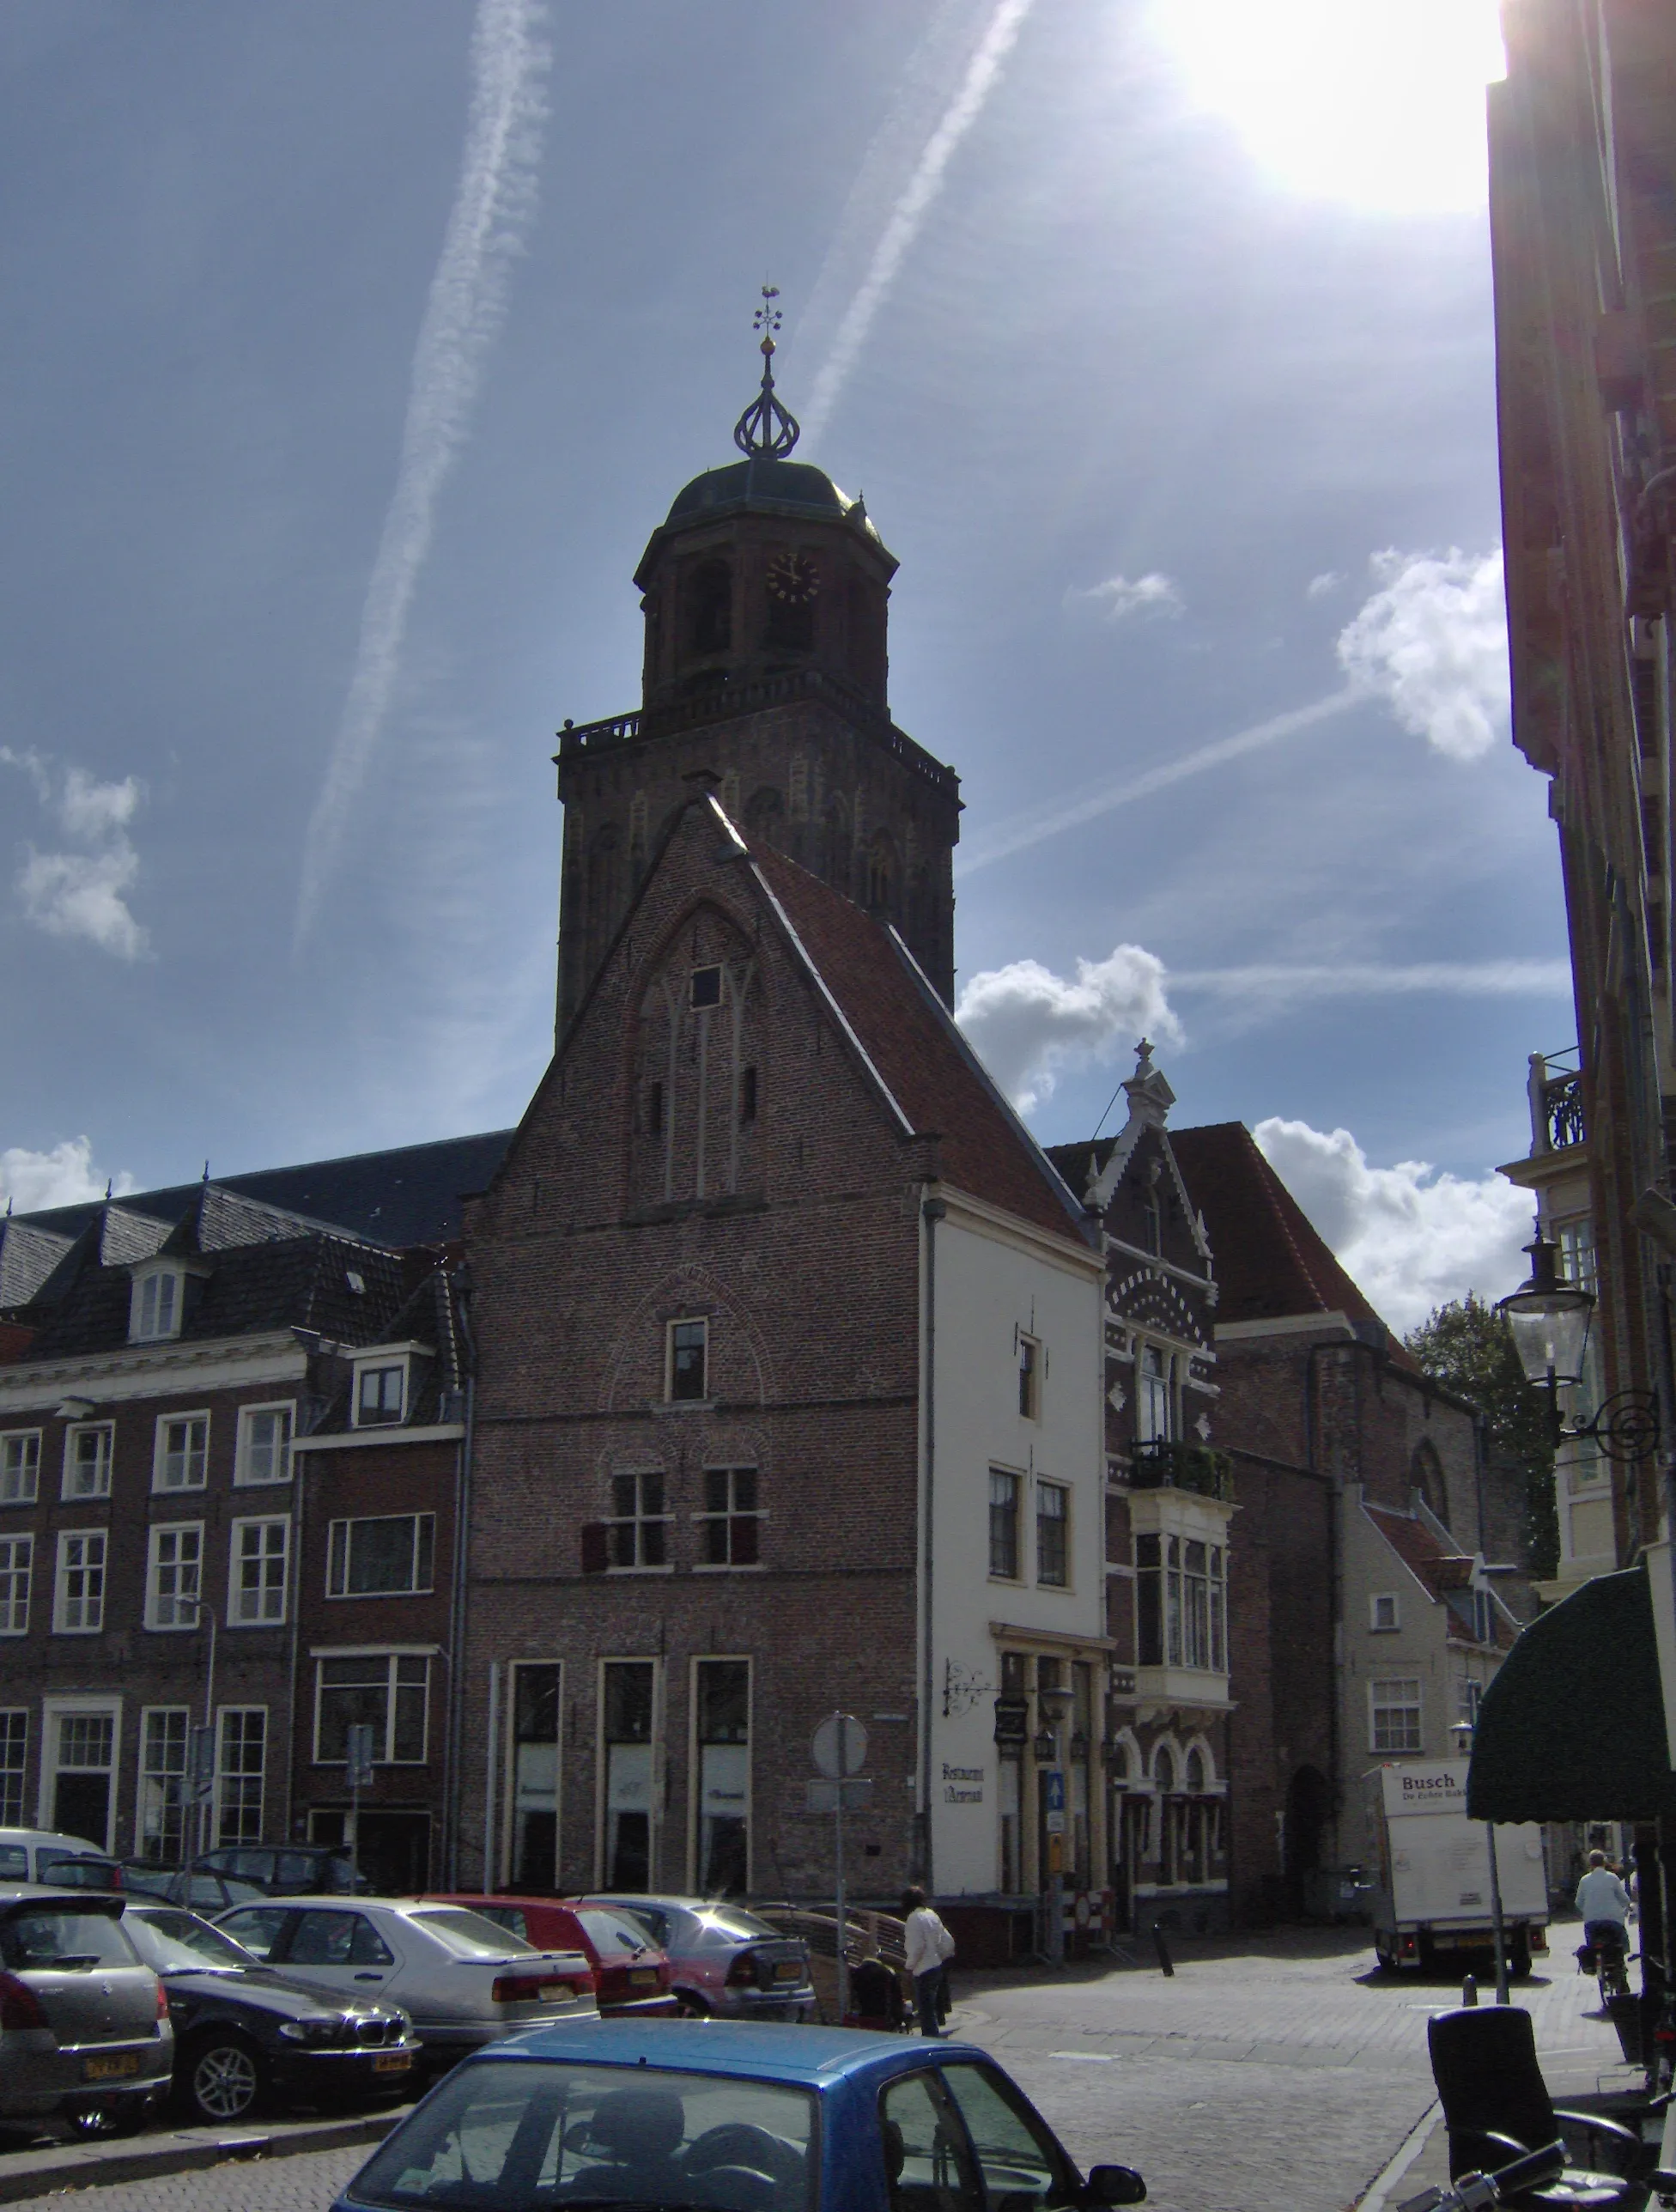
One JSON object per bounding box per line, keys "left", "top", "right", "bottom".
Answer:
{"left": 31, "top": 1928, "right": 1626, "bottom": 2212}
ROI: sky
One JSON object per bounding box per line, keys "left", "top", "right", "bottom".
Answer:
{"left": 0, "top": 0, "right": 1564, "bottom": 1332}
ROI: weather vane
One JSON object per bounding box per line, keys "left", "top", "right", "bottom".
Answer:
{"left": 734, "top": 283, "right": 800, "bottom": 459}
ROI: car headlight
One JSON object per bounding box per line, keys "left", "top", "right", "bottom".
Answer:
{"left": 278, "top": 2018, "right": 341, "bottom": 2044}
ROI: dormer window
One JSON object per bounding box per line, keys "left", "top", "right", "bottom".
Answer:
{"left": 355, "top": 1363, "right": 407, "bottom": 1429}
{"left": 131, "top": 1267, "right": 184, "bottom": 1344}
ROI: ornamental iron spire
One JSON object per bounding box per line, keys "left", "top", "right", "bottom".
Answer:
{"left": 733, "top": 285, "right": 801, "bottom": 459}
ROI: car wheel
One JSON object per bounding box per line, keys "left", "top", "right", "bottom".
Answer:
{"left": 184, "top": 2032, "right": 265, "bottom": 2124}
{"left": 674, "top": 1991, "right": 710, "bottom": 2018}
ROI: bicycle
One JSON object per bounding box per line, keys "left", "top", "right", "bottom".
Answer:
{"left": 1578, "top": 1918, "right": 1632, "bottom": 2005}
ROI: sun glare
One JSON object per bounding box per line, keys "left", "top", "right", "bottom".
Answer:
{"left": 1152, "top": 0, "right": 1508, "bottom": 216}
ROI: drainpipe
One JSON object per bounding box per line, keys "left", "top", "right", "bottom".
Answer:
{"left": 1473, "top": 1409, "right": 1490, "bottom": 1559}
{"left": 446, "top": 1272, "right": 478, "bottom": 1888}
{"left": 920, "top": 1192, "right": 946, "bottom": 1891}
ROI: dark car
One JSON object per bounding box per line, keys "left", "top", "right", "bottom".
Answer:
{"left": 192, "top": 1844, "right": 366, "bottom": 1896}
{"left": 422, "top": 1894, "right": 677, "bottom": 2017}
{"left": 121, "top": 1904, "right": 420, "bottom": 2124}
{"left": 330, "top": 2020, "right": 1148, "bottom": 2212}
{"left": 121, "top": 1863, "right": 265, "bottom": 1913}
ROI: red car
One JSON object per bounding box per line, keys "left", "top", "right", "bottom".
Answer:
{"left": 421, "top": 1896, "right": 677, "bottom": 2016}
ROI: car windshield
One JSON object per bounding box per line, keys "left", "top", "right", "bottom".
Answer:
{"left": 350, "top": 2056, "right": 816, "bottom": 2212}
{"left": 1, "top": 1908, "right": 135, "bottom": 1969}
{"left": 577, "top": 1911, "right": 652, "bottom": 1955}
{"left": 691, "top": 1911, "right": 779, "bottom": 1945}
{"left": 127, "top": 1910, "right": 257, "bottom": 1972}
{"left": 410, "top": 1909, "right": 537, "bottom": 1957}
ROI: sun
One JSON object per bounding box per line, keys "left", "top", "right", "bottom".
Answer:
{"left": 1151, "top": 0, "right": 1508, "bottom": 216}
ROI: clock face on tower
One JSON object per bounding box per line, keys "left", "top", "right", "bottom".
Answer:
{"left": 766, "top": 551, "right": 820, "bottom": 606}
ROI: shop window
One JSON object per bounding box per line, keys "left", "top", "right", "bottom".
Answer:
{"left": 695, "top": 1658, "right": 750, "bottom": 1894}
{"left": 602, "top": 1660, "right": 655, "bottom": 1888}
{"left": 508, "top": 1661, "right": 562, "bottom": 1892}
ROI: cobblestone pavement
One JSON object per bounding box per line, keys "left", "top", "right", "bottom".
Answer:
{"left": 33, "top": 1928, "right": 1625, "bottom": 2212}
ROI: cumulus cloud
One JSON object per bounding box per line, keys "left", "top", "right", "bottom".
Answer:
{"left": 1071, "top": 571, "right": 1184, "bottom": 623}
{"left": 1337, "top": 545, "right": 1509, "bottom": 760}
{"left": 1254, "top": 1115, "right": 1533, "bottom": 1334}
{"left": 0, "top": 1136, "right": 133, "bottom": 1213}
{"left": 955, "top": 944, "right": 1181, "bottom": 1113}
{"left": 2, "top": 750, "right": 149, "bottom": 957}
{"left": 1305, "top": 571, "right": 1342, "bottom": 599}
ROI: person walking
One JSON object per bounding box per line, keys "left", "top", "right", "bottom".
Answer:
{"left": 901, "top": 1887, "right": 955, "bottom": 2039}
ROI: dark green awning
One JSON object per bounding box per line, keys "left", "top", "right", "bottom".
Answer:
{"left": 1467, "top": 1566, "right": 1676, "bottom": 1824}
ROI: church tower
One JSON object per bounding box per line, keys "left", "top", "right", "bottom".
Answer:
{"left": 555, "top": 293, "right": 962, "bottom": 1035}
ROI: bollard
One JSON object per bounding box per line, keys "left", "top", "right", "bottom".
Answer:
{"left": 1152, "top": 1922, "right": 1175, "bottom": 1978}
{"left": 1462, "top": 1974, "right": 1479, "bottom": 2006}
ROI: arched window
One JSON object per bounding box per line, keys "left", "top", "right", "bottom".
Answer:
{"left": 1411, "top": 1441, "right": 1448, "bottom": 1527}
{"left": 1153, "top": 1743, "right": 1175, "bottom": 1793}
{"left": 688, "top": 560, "right": 732, "bottom": 656}
{"left": 1184, "top": 1747, "right": 1205, "bottom": 1794}
{"left": 865, "top": 833, "right": 897, "bottom": 915}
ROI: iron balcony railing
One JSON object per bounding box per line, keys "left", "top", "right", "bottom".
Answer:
{"left": 1127, "top": 1437, "right": 1233, "bottom": 1501}
{"left": 1528, "top": 1047, "right": 1585, "bottom": 1152}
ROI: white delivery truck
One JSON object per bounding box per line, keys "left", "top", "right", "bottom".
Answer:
{"left": 1363, "top": 1760, "right": 1549, "bottom": 1975}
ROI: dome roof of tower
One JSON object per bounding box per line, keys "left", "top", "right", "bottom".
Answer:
{"left": 664, "top": 456, "right": 879, "bottom": 538}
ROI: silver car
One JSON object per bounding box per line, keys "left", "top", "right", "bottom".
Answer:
{"left": 585, "top": 1896, "right": 816, "bottom": 2021}
{"left": 0, "top": 1888, "right": 173, "bottom": 2135}
{"left": 214, "top": 1897, "right": 598, "bottom": 2070}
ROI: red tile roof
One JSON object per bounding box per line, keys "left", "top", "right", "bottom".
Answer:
{"left": 1169, "top": 1120, "right": 1419, "bottom": 1370}
{"left": 749, "top": 845, "right": 1091, "bottom": 1247}
{"left": 1363, "top": 1502, "right": 1514, "bottom": 1647}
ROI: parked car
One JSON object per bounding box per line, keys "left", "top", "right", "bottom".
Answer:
{"left": 0, "top": 1887, "right": 173, "bottom": 2137}
{"left": 122, "top": 1903, "right": 420, "bottom": 2124}
{"left": 584, "top": 1894, "right": 817, "bottom": 2021}
{"left": 423, "top": 1893, "right": 678, "bottom": 2017}
{"left": 214, "top": 1897, "right": 598, "bottom": 2071}
{"left": 121, "top": 1863, "right": 265, "bottom": 1913}
{"left": 329, "top": 2019, "right": 1149, "bottom": 2212}
{"left": 0, "top": 1829, "right": 123, "bottom": 1890}
{"left": 193, "top": 1844, "right": 365, "bottom": 1896}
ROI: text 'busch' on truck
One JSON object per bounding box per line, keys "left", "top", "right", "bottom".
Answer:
{"left": 1363, "top": 1760, "right": 1549, "bottom": 1976}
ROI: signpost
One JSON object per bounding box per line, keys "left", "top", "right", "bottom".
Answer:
{"left": 809, "top": 1713, "right": 867, "bottom": 2022}
{"left": 1043, "top": 1767, "right": 1066, "bottom": 1965}
{"left": 347, "top": 1723, "right": 377, "bottom": 1891}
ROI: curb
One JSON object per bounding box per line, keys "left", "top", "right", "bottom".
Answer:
{"left": 1356, "top": 2101, "right": 1442, "bottom": 2212}
{"left": 0, "top": 2106, "right": 404, "bottom": 2203}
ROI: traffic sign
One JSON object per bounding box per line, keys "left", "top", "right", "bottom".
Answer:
{"left": 1044, "top": 1766, "right": 1066, "bottom": 1836}
{"left": 811, "top": 1713, "right": 867, "bottom": 1779}
{"left": 347, "top": 1723, "right": 377, "bottom": 1790}
{"left": 806, "top": 1778, "right": 873, "bottom": 1813}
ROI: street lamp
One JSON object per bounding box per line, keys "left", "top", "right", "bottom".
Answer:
{"left": 1496, "top": 1230, "right": 1661, "bottom": 1463}
{"left": 1450, "top": 1717, "right": 1509, "bottom": 2007}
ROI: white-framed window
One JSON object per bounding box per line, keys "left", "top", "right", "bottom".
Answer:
{"left": 1138, "top": 1345, "right": 1174, "bottom": 1442}
{"left": 40, "top": 1704, "right": 119, "bottom": 1848}
{"left": 314, "top": 1654, "right": 429, "bottom": 1765}
{"left": 666, "top": 1318, "right": 707, "bottom": 1402}
{"left": 0, "top": 1431, "right": 40, "bottom": 1506}
{"left": 230, "top": 1517, "right": 289, "bottom": 1626}
{"left": 62, "top": 1423, "right": 113, "bottom": 1501}
{"left": 354, "top": 1361, "right": 407, "bottom": 1429}
{"left": 1370, "top": 1676, "right": 1423, "bottom": 1753}
{"left": 0, "top": 1535, "right": 31, "bottom": 1635}
{"left": 1370, "top": 1592, "right": 1400, "bottom": 1632}
{"left": 695, "top": 1469, "right": 760, "bottom": 1567}
{"left": 0, "top": 1711, "right": 26, "bottom": 1826}
{"left": 153, "top": 1413, "right": 209, "bottom": 1492}
{"left": 1017, "top": 1333, "right": 1041, "bottom": 1420}
{"left": 505, "top": 1660, "right": 563, "bottom": 1891}
{"left": 599, "top": 1657, "right": 657, "bottom": 1888}
{"left": 326, "top": 1514, "right": 434, "bottom": 1597}
{"left": 1136, "top": 1532, "right": 1229, "bottom": 1671}
{"left": 130, "top": 1266, "right": 184, "bottom": 1344}
{"left": 608, "top": 1470, "right": 670, "bottom": 1570}
{"left": 54, "top": 1530, "right": 106, "bottom": 1633}
{"left": 216, "top": 1707, "right": 266, "bottom": 1845}
{"left": 235, "top": 1402, "right": 294, "bottom": 1486}
{"left": 1460, "top": 1679, "right": 1483, "bottom": 1727}
{"left": 989, "top": 1469, "right": 1022, "bottom": 1579}
{"left": 137, "top": 1707, "right": 190, "bottom": 1863}
{"left": 1035, "top": 1480, "right": 1069, "bottom": 1588}
{"left": 145, "top": 1522, "right": 203, "bottom": 1630}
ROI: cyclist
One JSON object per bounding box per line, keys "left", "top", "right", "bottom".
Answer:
{"left": 1576, "top": 1849, "right": 1634, "bottom": 1993}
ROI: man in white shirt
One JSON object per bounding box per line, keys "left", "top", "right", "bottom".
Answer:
{"left": 900, "top": 1887, "right": 955, "bottom": 2039}
{"left": 1576, "top": 1850, "right": 1633, "bottom": 1969}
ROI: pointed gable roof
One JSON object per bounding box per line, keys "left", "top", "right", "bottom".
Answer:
{"left": 745, "top": 840, "right": 1092, "bottom": 1248}
{"left": 1168, "top": 1120, "right": 1418, "bottom": 1367}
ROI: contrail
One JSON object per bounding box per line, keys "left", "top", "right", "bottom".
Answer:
{"left": 801, "top": 0, "right": 1035, "bottom": 446}
{"left": 295, "top": 0, "right": 550, "bottom": 948}
{"left": 1170, "top": 960, "right": 1572, "bottom": 998}
{"left": 952, "top": 686, "right": 1358, "bottom": 879}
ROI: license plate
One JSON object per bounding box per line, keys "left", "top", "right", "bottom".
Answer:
{"left": 373, "top": 2052, "right": 412, "bottom": 2075}
{"left": 83, "top": 2051, "right": 141, "bottom": 2081}
{"left": 628, "top": 1969, "right": 658, "bottom": 1988}
{"left": 538, "top": 1983, "right": 573, "bottom": 2002}
{"left": 774, "top": 1962, "right": 801, "bottom": 1981}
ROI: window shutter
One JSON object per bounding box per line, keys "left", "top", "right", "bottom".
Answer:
{"left": 580, "top": 1522, "right": 610, "bottom": 1575}
{"left": 732, "top": 1515, "right": 759, "bottom": 1566}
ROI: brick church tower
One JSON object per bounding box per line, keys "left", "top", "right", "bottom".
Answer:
{"left": 555, "top": 295, "right": 962, "bottom": 1034}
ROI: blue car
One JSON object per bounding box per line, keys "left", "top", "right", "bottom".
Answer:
{"left": 332, "top": 2019, "right": 1145, "bottom": 2212}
